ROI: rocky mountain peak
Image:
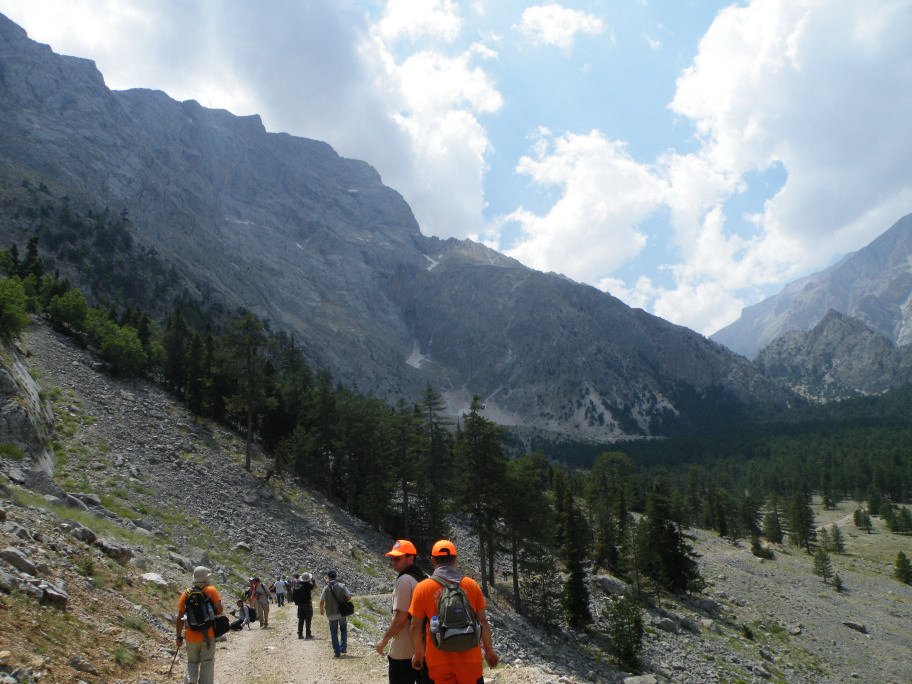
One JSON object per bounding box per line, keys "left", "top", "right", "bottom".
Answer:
{"left": 713, "top": 212, "right": 912, "bottom": 359}
{"left": 755, "top": 308, "right": 912, "bottom": 399}
{"left": 0, "top": 12, "right": 793, "bottom": 440}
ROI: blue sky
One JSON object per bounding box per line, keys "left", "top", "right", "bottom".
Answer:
{"left": 2, "top": 1, "right": 911, "bottom": 335}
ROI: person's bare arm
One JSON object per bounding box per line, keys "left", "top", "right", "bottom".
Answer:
{"left": 476, "top": 608, "right": 499, "bottom": 668}
{"left": 409, "top": 613, "right": 425, "bottom": 670}
{"left": 376, "top": 609, "right": 409, "bottom": 654}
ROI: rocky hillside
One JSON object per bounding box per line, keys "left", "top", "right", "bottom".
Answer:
{"left": 713, "top": 212, "right": 912, "bottom": 359}
{"left": 755, "top": 309, "right": 912, "bottom": 400}
{"left": 1, "top": 319, "right": 911, "bottom": 684}
{"left": 0, "top": 12, "right": 793, "bottom": 441}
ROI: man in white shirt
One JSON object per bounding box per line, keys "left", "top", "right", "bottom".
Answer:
{"left": 375, "top": 539, "right": 427, "bottom": 684}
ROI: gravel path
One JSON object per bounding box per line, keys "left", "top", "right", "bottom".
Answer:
{"left": 215, "top": 597, "right": 389, "bottom": 683}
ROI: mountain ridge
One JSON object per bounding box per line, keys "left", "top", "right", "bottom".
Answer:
{"left": 0, "top": 12, "right": 793, "bottom": 440}
{"left": 713, "top": 212, "right": 912, "bottom": 359}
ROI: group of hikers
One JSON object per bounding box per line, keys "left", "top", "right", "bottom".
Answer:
{"left": 175, "top": 538, "right": 499, "bottom": 684}
{"left": 228, "top": 573, "right": 319, "bottom": 636}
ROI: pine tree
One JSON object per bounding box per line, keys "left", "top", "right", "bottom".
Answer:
{"left": 224, "top": 313, "right": 276, "bottom": 471}
{"left": 786, "top": 492, "right": 816, "bottom": 554}
{"left": 605, "top": 593, "right": 643, "bottom": 669}
{"left": 517, "top": 541, "right": 562, "bottom": 628}
{"left": 640, "top": 475, "right": 702, "bottom": 593}
{"left": 161, "top": 309, "right": 191, "bottom": 396}
{"left": 763, "top": 499, "right": 784, "bottom": 544}
{"left": 813, "top": 545, "right": 833, "bottom": 584}
{"left": 504, "top": 452, "right": 554, "bottom": 613}
{"left": 585, "top": 452, "right": 631, "bottom": 572}
{"left": 453, "top": 396, "right": 508, "bottom": 594}
{"left": 817, "top": 527, "right": 831, "bottom": 553}
{"left": 563, "top": 500, "right": 591, "bottom": 629}
{"left": 411, "top": 385, "right": 452, "bottom": 552}
{"left": 829, "top": 524, "right": 845, "bottom": 553}
{"left": 894, "top": 551, "right": 912, "bottom": 584}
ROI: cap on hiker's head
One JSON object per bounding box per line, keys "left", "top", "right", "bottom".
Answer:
{"left": 326, "top": 569, "right": 337, "bottom": 579}
{"left": 385, "top": 539, "right": 417, "bottom": 557}
{"left": 431, "top": 539, "right": 457, "bottom": 557}
{"left": 302, "top": 572, "right": 313, "bottom": 582}
{"left": 193, "top": 566, "right": 211, "bottom": 584}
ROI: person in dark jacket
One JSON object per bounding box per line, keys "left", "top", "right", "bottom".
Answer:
{"left": 293, "top": 571, "right": 317, "bottom": 639}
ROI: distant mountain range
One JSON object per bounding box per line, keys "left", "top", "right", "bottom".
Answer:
{"left": 713, "top": 213, "right": 912, "bottom": 360}
{"left": 0, "top": 13, "right": 798, "bottom": 440}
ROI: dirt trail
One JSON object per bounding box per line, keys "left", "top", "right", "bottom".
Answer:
{"left": 214, "top": 597, "right": 389, "bottom": 683}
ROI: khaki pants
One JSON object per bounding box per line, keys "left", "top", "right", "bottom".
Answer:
{"left": 257, "top": 600, "right": 270, "bottom": 626}
{"left": 185, "top": 639, "right": 215, "bottom": 684}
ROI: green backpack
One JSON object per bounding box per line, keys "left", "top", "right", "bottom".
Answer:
{"left": 430, "top": 576, "right": 481, "bottom": 652}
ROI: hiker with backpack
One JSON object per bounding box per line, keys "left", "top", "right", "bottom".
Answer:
{"left": 319, "top": 569, "right": 353, "bottom": 657}
{"left": 251, "top": 576, "right": 271, "bottom": 628}
{"left": 274, "top": 576, "right": 288, "bottom": 607}
{"left": 409, "top": 540, "right": 499, "bottom": 683}
{"left": 376, "top": 539, "right": 428, "bottom": 684}
{"left": 229, "top": 599, "right": 252, "bottom": 631}
{"left": 293, "top": 571, "right": 317, "bottom": 639}
{"left": 176, "top": 566, "right": 224, "bottom": 684}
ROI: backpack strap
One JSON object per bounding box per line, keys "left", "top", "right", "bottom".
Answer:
{"left": 329, "top": 582, "right": 347, "bottom": 606}
{"left": 430, "top": 575, "right": 462, "bottom": 589}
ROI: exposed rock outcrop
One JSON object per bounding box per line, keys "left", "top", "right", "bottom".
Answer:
{"left": 0, "top": 12, "right": 793, "bottom": 440}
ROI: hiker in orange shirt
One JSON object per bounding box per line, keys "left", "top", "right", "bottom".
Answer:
{"left": 409, "top": 539, "right": 499, "bottom": 684}
{"left": 176, "top": 566, "right": 224, "bottom": 684}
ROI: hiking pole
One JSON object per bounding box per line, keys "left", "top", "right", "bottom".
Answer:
{"left": 168, "top": 644, "right": 180, "bottom": 676}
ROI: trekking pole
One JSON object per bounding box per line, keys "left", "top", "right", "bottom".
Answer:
{"left": 168, "top": 644, "right": 180, "bottom": 676}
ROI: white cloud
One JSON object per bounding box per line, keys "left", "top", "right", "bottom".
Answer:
{"left": 395, "top": 48, "right": 502, "bottom": 116}
{"left": 498, "top": 0, "right": 912, "bottom": 336}
{"left": 655, "top": 0, "right": 912, "bottom": 332}
{"left": 361, "top": 15, "right": 502, "bottom": 238}
{"left": 514, "top": 3, "right": 604, "bottom": 51}
{"left": 377, "top": 0, "right": 462, "bottom": 44}
{"left": 504, "top": 130, "right": 665, "bottom": 283}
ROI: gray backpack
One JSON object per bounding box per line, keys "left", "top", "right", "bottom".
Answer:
{"left": 430, "top": 576, "right": 481, "bottom": 652}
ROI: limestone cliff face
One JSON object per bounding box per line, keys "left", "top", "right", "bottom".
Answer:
{"left": 0, "top": 337, "right": 54, "bottom": 471}
{"left": 0, "top": 13, "right": 793, "bottom": 439}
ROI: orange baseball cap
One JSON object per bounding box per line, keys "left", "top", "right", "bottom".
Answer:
{"left": 385, "top": 539, "right": 418, "bottom": 557}
{"left": 431, "top": 539, "right": 457, "bottom": 557}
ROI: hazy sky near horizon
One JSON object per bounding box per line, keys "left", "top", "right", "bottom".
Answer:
{"left": 2, "top": 1, "right": 911, "bottom": 335}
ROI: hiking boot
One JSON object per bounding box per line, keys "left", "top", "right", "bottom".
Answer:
{"left": 305, "top": 634, "right": 314, "bottom": 639}
{"left": 298, "top": 635, "right": 304, "bottom": 639}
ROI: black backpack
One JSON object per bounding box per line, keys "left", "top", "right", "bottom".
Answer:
{"left": 184, "top": 586, "right": 216, "bottom": 632}
{"left": 330, "top": 583, "right": 355, "bottom": 616}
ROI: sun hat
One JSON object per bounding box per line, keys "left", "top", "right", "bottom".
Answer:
{"left": 302, "top": 572, "right": 313, "bottom": 582}
{"left": 192, "top": 566, "right": 211, "bottom": 584}
{"left": 431, "top": 539, "right": 457, "bottom": 557}
{"left": 385, "top": 539, "right": 418, "bottom": 557}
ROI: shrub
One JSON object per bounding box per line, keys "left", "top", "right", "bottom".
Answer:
{"left": 47, "top": 287, "right": 87, "bottom": 331}
{"left": 605, "top": 593, "right": 644, "bottom": 670}
{"left": 0, "top": 443, "right": 25, "bottom": 461}
{"left": 0, "top": 277, "right": 29, "bottom": 341}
